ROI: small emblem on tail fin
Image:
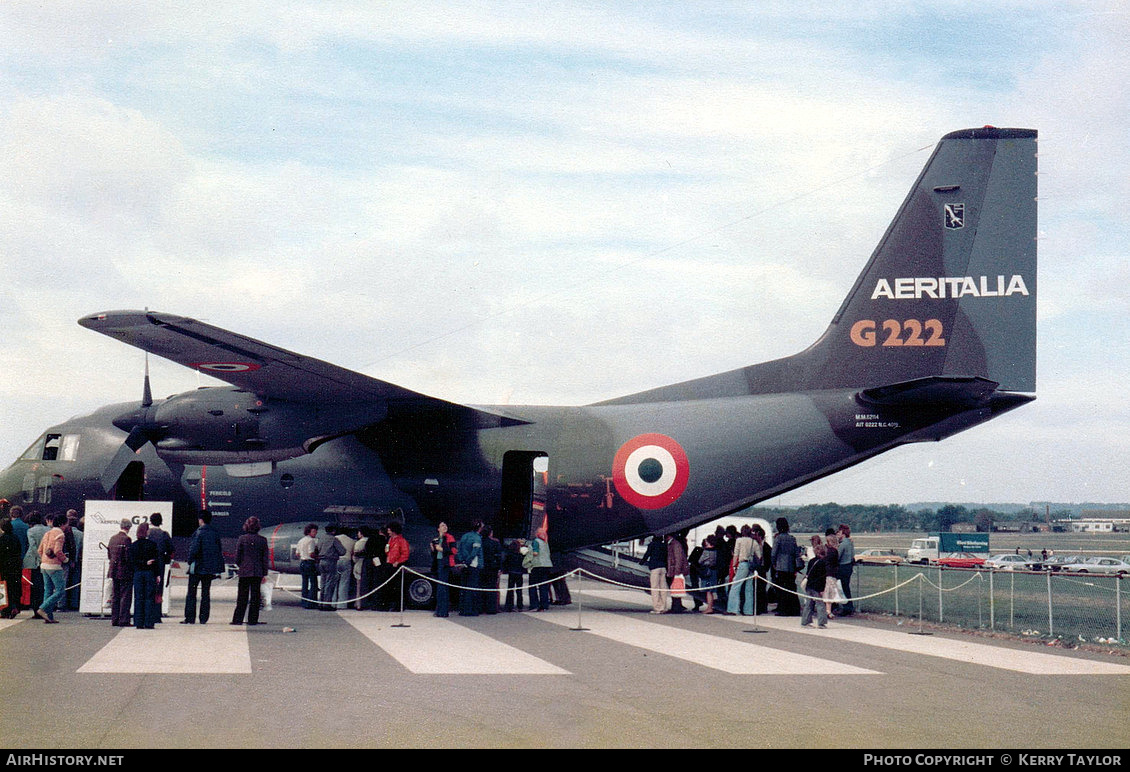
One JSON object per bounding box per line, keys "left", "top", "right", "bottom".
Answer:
{"left": 943, "top": 202, "right": 965, "bottom": 229}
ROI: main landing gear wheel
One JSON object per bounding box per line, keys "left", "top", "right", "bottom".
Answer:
{"left": 406, "top": 576, "right": 436, "bottom": 609}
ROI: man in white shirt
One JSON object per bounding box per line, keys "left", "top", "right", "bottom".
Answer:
{"left": 294, "top": 524, "right": 319, "bottom": 609}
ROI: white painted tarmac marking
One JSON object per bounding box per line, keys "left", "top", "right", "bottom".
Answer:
{"left": 578, "top": 588, "right": 1130, "bottom": 676}
{"left": 77, "top": 624, "right": 252, "bottom": 674}
{"left": 742, "top": 614, "right": 1130, "bottom": 675}
{"left": 339, "top": 611, "right": 570, "bottom": 675}
{"left": 532, "top": 607, "right": 880, "bottom": 675}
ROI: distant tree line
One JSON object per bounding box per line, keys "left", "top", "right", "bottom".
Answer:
{"left": 749, "top": 503, "right": 1075, "bottom": 533}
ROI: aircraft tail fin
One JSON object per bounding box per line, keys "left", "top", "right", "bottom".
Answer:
{"left": 781, "top": 126, "right": 1038, "bottom": 394}
{"left": 597, "top": 127, "right": 1037, "bottom": 406}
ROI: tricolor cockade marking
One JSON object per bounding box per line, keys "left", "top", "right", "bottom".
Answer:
{"left": 612, "top": 433, "right": 690, "bottom": 510}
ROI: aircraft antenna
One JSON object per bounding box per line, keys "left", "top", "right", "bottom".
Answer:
{"left": 142, "top": 353, "right": 153, "bottom": 408}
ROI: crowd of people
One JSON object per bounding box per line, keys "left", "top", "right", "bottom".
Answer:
{"left": 643, "top": 518, "right": 856, "bottom": 625}
{"left": 0, "top": 504, "right": 98, "bottom": 624}
{"left": 0, "top": 498, "right": 574, "bottom": 626}
{"left": 0, "top": 502, "right": 177, "bottom": 628}
{"left": 426, "top": 520, "right": 568, "bottom": 618}
{"left": 277, "top": 517, "right": 571, "bottom": 620}
{"left": 292, "top": 519, "right": 412, "bottom": 614}
{"left": 0, "top": 499, "right": 856, "bottom": 631}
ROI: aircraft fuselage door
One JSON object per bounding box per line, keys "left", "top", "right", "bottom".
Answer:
{"left": 498, "top": 451, "right": 548, "bottom": 541}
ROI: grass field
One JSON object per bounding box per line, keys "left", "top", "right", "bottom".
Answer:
{"left": 841, "top": 534, "right": 1130, "bottom": 647}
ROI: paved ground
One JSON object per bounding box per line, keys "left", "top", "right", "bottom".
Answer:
{"left": 3, "top": 574, "right": 1129, "bottom": 749}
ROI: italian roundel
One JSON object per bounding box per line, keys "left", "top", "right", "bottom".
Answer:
{"left": 612, "top": 433, "right": 690, "bottom": 510}
{"left": 190, "top": 362, "right": 262, "bottom": 373}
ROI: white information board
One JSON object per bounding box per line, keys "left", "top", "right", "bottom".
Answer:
{"left": 80, "top": 501, "right": 174, "bottom": 616}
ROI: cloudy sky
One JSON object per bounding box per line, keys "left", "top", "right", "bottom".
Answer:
{"left": 1, "top": 2, "right": 1127, "bottom": 506}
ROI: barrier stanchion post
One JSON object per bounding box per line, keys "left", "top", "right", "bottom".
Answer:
{"left": 910, "top": 572, "right": 932, "bottom": 636}
{"left": 894, "top": 563, "right": 899, "bottom": 617}
{"left": 1010, "top": 569, "right": 1022, "bottom": 629}
{"left": 100, "top": 566, "right": 111, "bottom": 619}
{"left": 989, "top": 568, "right": 995, "bottom": 630}
{"left": 1117, "top": 574, "right": 1122, "bottom": 643}
{"left": 977, "top": 571, "right": 984, "bottom": 629}
{"left": 392, "top": 568, "right": 410, "bottom": 628}
{"left": 743, "top": 573, "right": 768, "bottom": 634}
{"left": 938, "top": 565, "right": 944, "bottom": 624}
{"left": 570, "top": 570, "right": 589, "bottom": 632}
{"left": 1047, "top": 569, "right": 1054, "bottom": 638}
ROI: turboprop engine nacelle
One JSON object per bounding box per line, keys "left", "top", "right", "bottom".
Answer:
{"left": 111, "top": 386, "right": 387, "bottom": 465}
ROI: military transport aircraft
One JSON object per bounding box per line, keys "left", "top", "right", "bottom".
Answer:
{"left": 0, "top": 127, "right": 1036, "bottom": 604}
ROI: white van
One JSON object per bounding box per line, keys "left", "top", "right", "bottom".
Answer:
{"left": 906, "top": 537, "right": 939, "bottom": 564}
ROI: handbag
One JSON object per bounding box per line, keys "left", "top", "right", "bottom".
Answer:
{"left": 825, "top": 579, "right": 845, "bottom": 603}
{"left": 670, "top": 574, "right": 687, "bottom": 598}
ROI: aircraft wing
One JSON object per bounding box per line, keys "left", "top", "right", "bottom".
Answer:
{"left": 79, "top": 311, "right": 520, "bottom": 424}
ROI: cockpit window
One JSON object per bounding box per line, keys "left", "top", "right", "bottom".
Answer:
{"left": 59, "top": 434, "right": 79, "bottom": 461}
{"left": 42, "top": 434, "right": 61, "bottom": 461}
{"left": 19, "top": 433, "right": 78, "bottom": 462}
{"left": 20, "top": 436, "right": 45, "bottom": 461}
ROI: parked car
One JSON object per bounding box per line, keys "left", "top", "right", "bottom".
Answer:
{"left": 1040, "top": 554, "right": 1085, "bottom": 571}
{"left": 936, "top": 552, "right": 987, "bottom": 569}
{"left": 1060, "top": 557, "right": 1130, "bottom": 575}
{"left": 985, "top": 553, "right": 1035, "bottom": 571}
{"left": 856, "top": 549, "right": 905, "bottom": 565}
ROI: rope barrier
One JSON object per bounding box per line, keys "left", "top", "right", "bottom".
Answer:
{"left": 569, "top": 565, "right": 926, "bottom": 605}
{"left": 11, "top": 559, "right": 1122, "bottom": 648}
{"left": 1057, "top": 573, "right": 1123, "bottom": 594}
{"left": 261, "top": 563, "right": 938, "bottom": 610}
{"left": 401, "top": 565, "right": 568, "bottom": 594}
{"left": 24, "top": 561, "right": 1111, "bottom": 630}
{"left": 8, "top": 564, "right": 996, "bottom": 605}
{"left": 916, "top": 569, "right": 984, "bottom": 592}
{"left": 273, "top": 566, "right": 405, "bottom": 609}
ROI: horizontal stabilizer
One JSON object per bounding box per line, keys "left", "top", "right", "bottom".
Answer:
{"left": 858, "top": 376, "right": 1000, "bottom": 408}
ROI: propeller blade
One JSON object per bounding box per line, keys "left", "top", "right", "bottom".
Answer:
{"left": 123, "top": 424, "right": 150, "bottom": 452}
{"left": 100, "top": 428, "right": 151, "bottom": 492}
{"left": 102, "top": 358, "right": 159, "bottom": 492}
